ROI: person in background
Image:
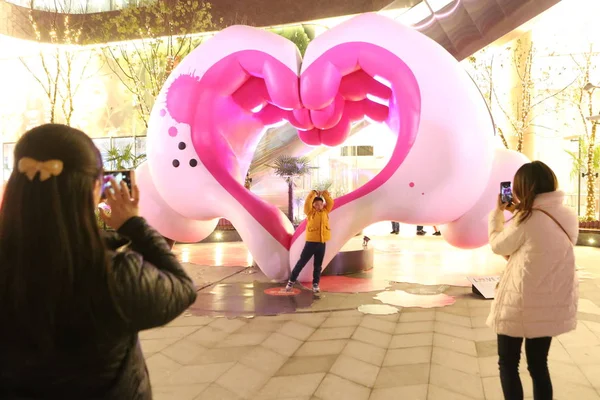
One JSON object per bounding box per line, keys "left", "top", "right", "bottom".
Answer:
{"left": 391, "top": 221, "right": 400, "bottom": 234}
{"left": 286, "top": 190, "right": 334, "bottom": 294}
{"left": 417, "top": 226, "right": 441, "bottom": 236}
{"left": 0, "top": 124, "right": 197, "bottom": 400}
{"left": 487, "top": 161, "right": 578, "bottom": 400}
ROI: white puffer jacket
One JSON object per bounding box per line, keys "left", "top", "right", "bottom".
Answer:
{"left": 486, "top": 191, "right": 579, "bottom": 338}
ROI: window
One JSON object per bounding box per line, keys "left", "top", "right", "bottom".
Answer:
{"left": 3, "top": 143, "right": 15, "bottom": 182}
{"left": 92, "top": 138, "right": 112, "bottom": 170}
{"left": 112, "top": 137, "right": 135, "bottom": 170}
{"left": 135, "top": 136, "right": 147, "bottom": 157}
{"left": 1, "top": 136, "right": 147, "bottom": 183}
{"left": 340, "top": 146, "right": 374, "bottom": 157}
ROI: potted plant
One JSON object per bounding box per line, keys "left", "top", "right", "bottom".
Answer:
{"left": 105, "top": 143, "right": 147, "bottom": 170}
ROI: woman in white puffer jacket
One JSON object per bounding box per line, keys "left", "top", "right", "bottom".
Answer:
{"left": 487, "top": 161, "right": 578, "bottom": 400}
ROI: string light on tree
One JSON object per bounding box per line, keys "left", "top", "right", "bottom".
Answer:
{"left": 582, "top": 80, "right": 600, "bottom": 222}
{"left": 584, "top": 113, "right": 600, "bottom": 221}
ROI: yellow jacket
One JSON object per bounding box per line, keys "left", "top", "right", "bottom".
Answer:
{"left": 304, "top": 190, "right": 334, "bottom": 243}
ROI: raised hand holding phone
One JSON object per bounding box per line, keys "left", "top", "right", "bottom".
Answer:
{"left": 102, "top": 170, "right": 133, "bottom": 199}
{"left": 99, "top": 177, "right": 140, "bottom": 230}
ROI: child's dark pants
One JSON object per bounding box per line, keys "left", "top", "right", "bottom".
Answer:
{"left": 289, "top": 241, "right": 326, "bottom": 285}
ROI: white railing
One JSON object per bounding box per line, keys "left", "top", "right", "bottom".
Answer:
{"left": 4, "top": 0, "right": 152, "bottom": 14}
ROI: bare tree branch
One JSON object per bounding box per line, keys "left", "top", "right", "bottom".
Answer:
{"left": 92, "top": 1, "right": 217, "bottom": 128}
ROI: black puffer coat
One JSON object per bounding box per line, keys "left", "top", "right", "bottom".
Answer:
{"left": 0, "top": 217, "right": 197, "bottom": 399}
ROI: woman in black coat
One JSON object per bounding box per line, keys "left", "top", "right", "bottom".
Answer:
{"left": 0, "top": 124, "right": 197, "bottom": 399}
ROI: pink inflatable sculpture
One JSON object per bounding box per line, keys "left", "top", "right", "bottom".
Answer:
{"left": 137, "top": 13, "right": 528, "bottom": 281}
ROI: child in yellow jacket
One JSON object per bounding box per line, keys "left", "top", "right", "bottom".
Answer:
{"left": 286, "top": 190, "right": 334, "bottom": 293}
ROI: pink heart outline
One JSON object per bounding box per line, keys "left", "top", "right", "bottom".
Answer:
{"left": 164, "top": 42, "right": 422, "bottom": 251}
{"left": 291, "top": 42, "right": 421, "bottom": 246}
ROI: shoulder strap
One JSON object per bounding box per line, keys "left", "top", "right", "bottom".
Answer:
{"left": 533, "top": 208, "right": 571, "bottom": 242}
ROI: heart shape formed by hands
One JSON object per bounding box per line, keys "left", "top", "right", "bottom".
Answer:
{"left": 136, "top": 13, "right": 527, "bottom": 281}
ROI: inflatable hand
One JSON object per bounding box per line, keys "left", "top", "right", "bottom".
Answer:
{"left": 288, "top": 14, "right": 501, "bottom": 280}
{"left": 442, "top": 148, "right": 530, "bottom": 249}
{"left": 139, "top": 26, "right": 306, "bottom": 280}
{"left": 138, "top": 13, "right": 526, "bottom": 281}
{"left": 136, "top": 162, "right": 219, "bottom": 241}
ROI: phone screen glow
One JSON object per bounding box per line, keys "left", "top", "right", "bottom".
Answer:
{"left": 501, "top": 183, "right": 512, "bottom": 203}
{"left": 102, "top": 171, "right": 132, "bottom": 198}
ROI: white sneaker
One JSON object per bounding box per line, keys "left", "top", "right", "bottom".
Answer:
{"left": 312, "top": 284, "right": 320, "bottom": 294}
{"left": 285, "top": 281, "right": 294, "bottom": 292}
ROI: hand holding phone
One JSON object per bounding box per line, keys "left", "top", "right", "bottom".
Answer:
{"left": 500, "top": 181, "right": 513, "bottom": 205}
{"left": 102, "top": 170, "right": 134, "bottom": 200}
{"left": 99, "top": 176, "right": 140, "bottom": 230}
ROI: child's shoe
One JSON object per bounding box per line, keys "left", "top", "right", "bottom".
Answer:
{"left": 285, "top": 281, "right": 294, "bottom": 292}
{"left": 312, "top": 284, "right": 321, "bottom": 294}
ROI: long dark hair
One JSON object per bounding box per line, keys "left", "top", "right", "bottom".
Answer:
{"left": 514, "top": 160, "right": 558, "bottom": 224}
{"left": 0, "top": 124, "right": 114, "bottom": 352}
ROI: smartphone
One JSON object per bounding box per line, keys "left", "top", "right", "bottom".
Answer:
{"left": 500, "top": 181, "right": 513, "bottom": 204}
{"left": 102, "top": 170, "right": 134, "bottom": 199}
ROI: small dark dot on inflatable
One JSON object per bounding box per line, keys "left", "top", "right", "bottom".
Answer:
{"left": 422, "top": 193, "right": 425, "bottom": 195}
{"left": 189, "top": 159, "right": 198, "bottom": 167}
{"left": 178, "top": 142, "right": 186, "bottom": 150}
{"left": 409, "top": 182, "right": 415, "bottom": 188}
{"left": 172, "top": 159, "right": 180, "bottom": 168}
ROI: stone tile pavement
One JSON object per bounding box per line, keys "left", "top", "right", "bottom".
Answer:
{"left": 142, "top": 288, "right": 600, "bottom": 400}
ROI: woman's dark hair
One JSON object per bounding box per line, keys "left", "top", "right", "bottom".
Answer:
{"left": 514, "top": 160, "right": 558, "bottom": 224}
{"left": 313, "top": 196, "right": 324, "bottom": 204}
{"left": 0, "top": 124, "right": 114, "bottom": 353}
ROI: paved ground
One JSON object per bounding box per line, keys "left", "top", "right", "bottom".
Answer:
{"left": 142, "top": 238, "right": 600, "bottom": 400}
